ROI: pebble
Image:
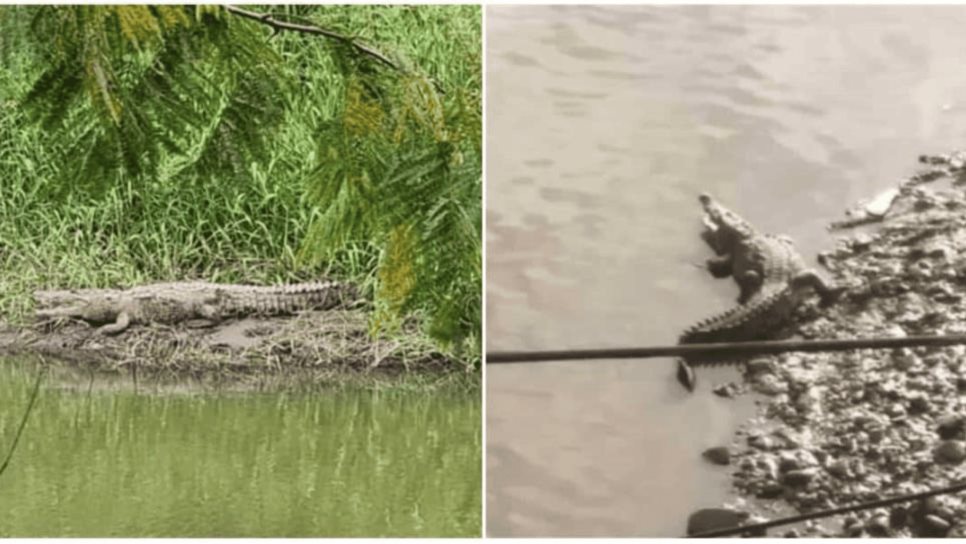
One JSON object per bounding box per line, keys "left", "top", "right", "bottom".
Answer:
{"left": 922, "top": 514, "right": 951, "bottom": 537}
{"left": 865, "top": 514, "right": 891, "bottom": 537}
{"left": 712, "top": 382, "right": 739, "bottom": 398}
{"left": 781, "top": 468, "right": 817, "bottom": 487}
{"left": 934, "top": 440, "right": 966, "bottom": 464}
{"left": 937, "top": 414, "right": 966, "bottom": 440}
{"left": 753, "top": 374, "right": 788, "bottom": 396}
{"left": 749, "top": 435, "right": 776, "bottom": 451}
{"left": 826, "top": 459, "right": 850, "bottom": 479}
{"left": 756, "top": 482, "right": 783, "bottom": 499}
{"left": 746, "top": 358, "right": 775, "bottom": 375}
{"left": 702, "top": 446, "right": 731, "bottom": 466}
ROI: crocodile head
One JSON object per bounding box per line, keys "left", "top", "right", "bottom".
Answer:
{"left": 698, "top": 193, "right": 756, "bottom": 255}
{"left": 34, "top": 291, "right": 122, "bottom": 324}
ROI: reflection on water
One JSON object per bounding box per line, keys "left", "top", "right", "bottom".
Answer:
{"left": 0, "top": 361, "right": 480, "bottom": 537}
{"left": 486, "top": 5, "right": 966, "bottom": 537}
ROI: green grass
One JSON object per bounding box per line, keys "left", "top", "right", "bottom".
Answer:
{"left": 0, "top": 5, "right": 481, "bottom": 365}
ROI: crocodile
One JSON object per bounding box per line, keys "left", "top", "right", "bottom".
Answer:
{"left": 677, "top": 194, "right": 842, "bottom": 392}
{"left": 34, "top": 280, "right": 354, "bottom": 335}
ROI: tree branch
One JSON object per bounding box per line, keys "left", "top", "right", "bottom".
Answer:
{"left": 223, "top": 5, "right": 399, "bottom": 71}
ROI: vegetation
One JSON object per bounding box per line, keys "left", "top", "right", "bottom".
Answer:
{"left": 0, "top": 6, "right": 481, "bottom": 364}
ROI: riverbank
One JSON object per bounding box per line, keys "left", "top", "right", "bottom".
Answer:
{"left": 702, "top": 153, "right": 966, "bottom": 537}
{"left": 2, "top": 307, "right": 477, "bottom": 393}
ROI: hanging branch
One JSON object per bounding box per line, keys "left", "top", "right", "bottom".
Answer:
{"left": 223, "top": 5, "right": 400, "bottom": 71}
{"left": 0, "top": 364, "right": 45, "bottom": 480}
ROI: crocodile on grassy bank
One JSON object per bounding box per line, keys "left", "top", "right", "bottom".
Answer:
{"left": 676, "top": 194, "right": 843, "bottom": 392}
{"left": 0, "top": 279, "right": 464, "bottom": 388}
{"left": 34, "top": 280, "right": 355, "bottom": 334}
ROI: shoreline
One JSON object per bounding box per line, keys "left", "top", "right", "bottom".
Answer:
{"left": 0, "top": 308, "right": 478, "bottom": 393}
{"left": 701, "top": 153, "right": 966, "bottom": 537}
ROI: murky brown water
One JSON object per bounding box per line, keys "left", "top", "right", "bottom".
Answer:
{"left": 486, "top": 5, "right": 966, "bottom": 537}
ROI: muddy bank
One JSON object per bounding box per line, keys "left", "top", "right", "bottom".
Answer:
{"left": 698, "top": 153, "right": 966, "bottom": 537}
{"left": 1, "top": 309, "right": 473, "bottom": 390}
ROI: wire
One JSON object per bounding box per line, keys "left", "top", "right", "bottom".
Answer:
{"left": 487, "top": 334, "right": 966, "bottom": 364}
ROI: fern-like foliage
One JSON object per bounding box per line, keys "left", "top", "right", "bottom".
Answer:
{"left": 11, "top": 5, "right": 287, "bottom": 192}
{"left": 300, "top": 12, "right": 482, "bottom": 354}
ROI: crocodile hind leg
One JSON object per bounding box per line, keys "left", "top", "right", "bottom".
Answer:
{"left": 792, "top": 271, "right": 844, "bottom": 306}
{"left": 98, "top": 311, "right": 131, "bottom": 335}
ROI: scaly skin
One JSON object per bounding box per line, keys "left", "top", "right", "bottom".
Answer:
{"left": 35, "top": 281, "right": 353, "bottom": 335}
{"left": 678, "top": 195, "right": 842, "bottom": 391}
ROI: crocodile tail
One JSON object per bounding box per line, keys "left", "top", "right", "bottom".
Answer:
{"left": 678, "top": 285, "right": 793, "bottom": 346}
{"left": 224, "top": 281, "right": 351, "bottom": 315}
{"left": 673, "top": 285, "right": 796, "bottom": 390}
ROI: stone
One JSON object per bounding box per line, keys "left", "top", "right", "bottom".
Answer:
{"left": 712, "top": 382, "right": 739, "bottom": 398}
{"left": 749, "top": 435, "right": 776, "bottom": 451}
{"left": 934, "top": 440, "right": 966, "bottom": 464}
{"left": 746, "top": 358, "right": 776, "bottom": 375}
{"left": 686, "top": 508, "right": 744, "bottom": 536}
{"left": 756, "top": 482, "right": 783, "bottom": 499}
{"left": 921, "top": 514, "right": 951, "bottom": 537}
{"left": 937, "top": 414, "right": 966, "bottom": 440}
{"left": 827, "top": 459, "right": 850, "bottom": 479}
{"left": 702, "top": 446, "right": 731, "bottom": 466}
{"left": 865, "top": 514, "right": 891, "bottom": 537}
{"left": 753, "top": 374, "right": 788, "bottom": 396}
{"left": 782, "top": 468, "right": 817, "bottom": 487}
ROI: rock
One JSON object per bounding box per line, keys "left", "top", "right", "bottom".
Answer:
{"left": 749, "top": 435, "right": 777, "bottom": 451}
{"left": 712, "top": 382, "right": 739, "bottom": 398}
{"left": 921, "top": 514, "right": 952, "bottom": 537}
{"left": 908, "top": 395, "right": 932, "bottom": 416}
{"left": 759, "top": 456, "right": 780, "bottom": 480}
{"left": 827, "top": 459, "right": 851, "bottom": 479}
{"left": 782, "top": 468, "right": 817, "bottom": 487}
{"left": 937, "top": 414, "right": 966, "bottom": 440}
{"left": 893, "top": 349, "right": 919, "bottom": 370}
{"left": 756, "top": 482, "right": 783, "bottom": 499}
{"left": 865, "top": 188, "right": 900, "bottom": 217}
{"left": 889, "top": 506, "right": 908, "bottom": 529}
{"left": 934, "top": 440, "right": 966, "bottom": 464}
{"left": 778, "top": 453, "right": 799, "bottom": 473}
{"left": 702, "top": 446, "right": 731, "bottom": 466}
{"left": 753, "top": 374, "right": 788, "bottom": 396}
{"left": 886, "top": 402, "right": 907, "bottom": 418}
{"left": 865, "top": 514, "right": 891, "bottom": 537}
{"left": 746, "top": 358, "right": 776, "bottom": 375}
{"left": 686, "top": 508, "right": 744, "bottom": 536}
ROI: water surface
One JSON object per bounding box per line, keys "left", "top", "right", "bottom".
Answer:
{"left": 486, "top": 5, "right": 966, "bottom": 537}
{"left": 0, "top": 361, "right": 480, "bottom": 537}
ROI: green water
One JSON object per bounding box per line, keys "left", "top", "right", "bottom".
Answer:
{"left": 0, "top": 362, "right": 481, "bottom": 537}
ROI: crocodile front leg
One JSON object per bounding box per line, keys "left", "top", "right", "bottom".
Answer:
{"left": 736, "top": 270, "right": 762, "bottom": 305}
{"left": 98, "top": 311, "right": 132, "bottom": 335}
{"left": 706, "top": 254, "right": 733, "bottom": 278}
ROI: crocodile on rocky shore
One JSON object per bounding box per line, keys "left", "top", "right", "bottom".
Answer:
{"left": 677, "top": 194, "right": 843, "bottom": 392}
{"left": 34, "top": 280, "right": 355, "bottom": 335}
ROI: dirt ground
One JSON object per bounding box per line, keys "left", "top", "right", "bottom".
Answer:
{"left": 0, "top": 309, "right": 472, "bottom": 391}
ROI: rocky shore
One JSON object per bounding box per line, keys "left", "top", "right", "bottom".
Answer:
{"left": 704, "top": 153, "right": 966, "bottom": 537}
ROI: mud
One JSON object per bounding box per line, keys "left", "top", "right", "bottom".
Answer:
{"left": 2, "top": 309, "right": 469, "bottom": 391}
{"left": 694, "top": 152, "right": 966, "bottom": 537}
